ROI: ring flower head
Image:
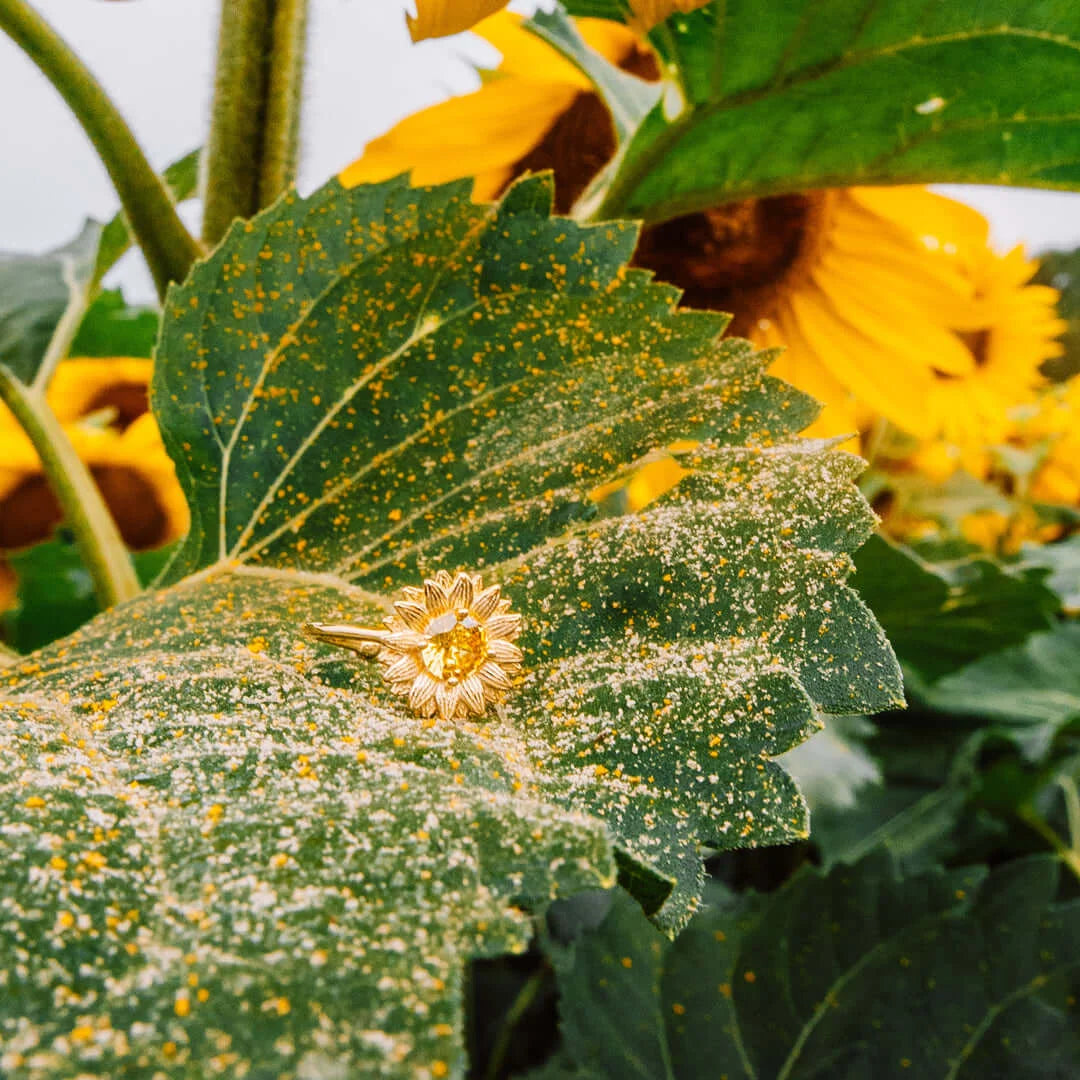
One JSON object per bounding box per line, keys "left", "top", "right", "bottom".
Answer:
{"left": 306, "top": 571, "right": 523, "bottom": 721}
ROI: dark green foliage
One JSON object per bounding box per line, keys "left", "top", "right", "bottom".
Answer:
{"left": 852, "top": 535, "right": 1058, "bottom": 682}
{"left": 568, "top": 1, "right": 1080, "bottom": 221}
{"left": 535, "top": 857, "right": 1080, "bottom": 1079}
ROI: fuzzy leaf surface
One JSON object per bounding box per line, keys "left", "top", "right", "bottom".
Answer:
{"left": 586, "top": 0, "right": 1080, "bottom": 221}
{"left": 536, "top": 856, "right": 1080, "bottom": 1079}
{"left": 1, "top": 175, "right": 898, "bottom": 1077}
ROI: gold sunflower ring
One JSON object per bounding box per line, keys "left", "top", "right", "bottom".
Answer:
{"left": 303, "top": 571, "right": 523, "bottom": 721}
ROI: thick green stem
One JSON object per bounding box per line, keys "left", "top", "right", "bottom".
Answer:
{"left": 0, "top": 372, "right": 140, "bottom": 610}
{"left": 202, "top": 0, "right": 308, "bottom": 246}
{"left": 0, "top": 0, "right": 203, "bottom": 299}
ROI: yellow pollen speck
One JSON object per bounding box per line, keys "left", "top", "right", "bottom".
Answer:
{"left": 197, "top": 988, "right": 210, "bottom": 1003}
{"left": 70, "top": 1024, "right": 94, "bottom": 1043}
{"left": 672, "top": 1002, "right": 686, "bottom": 1015}
{"left": 388, "top": 508, "right": 402, "bottom": 521}
{"left": 24, "top": 796, "right": 46, "bottom": 809}
{"left": 207, "top": 803, "right": 224, "bottom": 822}
{"left": 621, "top": 957, "right": 633, "bottom": 969}
{"left": 50, "top": 856, "right": 68, "bottom": 871}
{"left": 174, "top": 996, "right": 191, "bottom": 1018}
{"left": 163, "top": 1041, "right": 178, "bottom": 1058}
{"left": 432, "top": 1063, "right": 449, "bottom": 1078}
{"left": 743, "top": 971, "right": 756, "bottom": 983}
{"left": 58, "top": 911, "right": 75, "bottom": 929}
{"left": 433, "top": 1023, "right": 453, "bottom": 1037}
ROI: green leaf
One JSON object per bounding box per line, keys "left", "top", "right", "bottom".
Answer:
{"left": 852, "top": 535, "right": 1058, "bottom": 682}
{"left": 807, "top": 716, "right": 985, "bottom": 870}
{"left": 527, "top": 9, "right": 662, "bottom": 140}
{"left": 911, "top": 622, "right": 1080, "bottom": 760}
{"left": 69, "top": 289, "right": 159, "bottom": 359}
{"left": 539, "top": 855, "right": 1080, "bottom": 1079}
{"left": 1, "top": 175, "right": 899, "bottom": 1075}
{"left": 775, "top": 715, "right": 879, "bottom": 813}
{"left": 2, "top": 533, "right": 173, "bottom": 654}
{"left": 0, "top": 221, "right": 100, "bottom": 387}
{"left": 590, "top": 1, "right": 1080, "bottom": 221}
{"left": 1019, "top": 536, "right": 1080, "bottom": 613}
{"left": 1033, "top": 246, "right": 1080, "bottom": 382}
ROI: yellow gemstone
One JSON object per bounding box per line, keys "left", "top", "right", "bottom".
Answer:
{"left": 422, "top": 611, "right": 488, "bottom": 682}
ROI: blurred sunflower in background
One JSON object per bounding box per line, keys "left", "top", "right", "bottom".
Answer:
{"left": 0, "top": 359, "right": 187, "bottom": 611}
{"left": 346, "top": 10, "right": 1070, "bottom": 542}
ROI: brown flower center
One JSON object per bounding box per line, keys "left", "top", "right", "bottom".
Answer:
{"left": 506, "top": 92, "right": 617, "bottom": 215}
{"left": 633, "top": 196, "right": 820, "bottom": 332}
{"left": 85, "top": 382, "right": 150, "bottom": 431}
{"left": 497, "top": 44, "right": 821, "bottom": 330}
{"left": 422, "top": 610, "right": 488, "bottom": 683}
{"left": 500, "top": 44, "right": 659, "bottom": 215}
{"left": 0, "top": 467, "right": 168, "bottom": 551}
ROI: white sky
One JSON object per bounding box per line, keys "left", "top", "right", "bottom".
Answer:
{"left": 3, "top": 0, "right": 1080, "bottom": 301}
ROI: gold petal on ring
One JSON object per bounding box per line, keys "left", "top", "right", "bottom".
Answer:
{"left": 393, "top": 600, "right": 429, "bottom": 632}
{"left": 485, "top": 614, "right": 522, "bottom": 640}
{"left": 401, "top": 586, "right": 425, "bottom": 604}
{"left": 477, "top": 661, "right": 512, "bottom": 690}
{"left": 424, "top": 578, "right": 450, "bottom": 615}
{"left": 384, "top": 630, "right": 428, "bottom": 651}
{"left": 435, "top": 682, "right": 459, "bottom": 720}
{"left": 448, "top": 573, "right": 474, "bottom": 610}
{"left": 409, "top": 672, "right": 439, "bottom": 712}
{"left": 471, "top": 585, "right": 502, "bottom": 620}
{"left": 384, "top": 654, "right": 420, "bottom": 683}
{"left": 487, "top": 639, "right": 523, "bottom": 665}
{"left": 461, "top": 675, "right": 486, "bottom": 715}
{"left": 434, "top": 569, "right": 454, "bottom": 589}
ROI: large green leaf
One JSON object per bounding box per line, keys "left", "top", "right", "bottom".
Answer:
{"left": 852, "top": 535, "right": 1058, "bottom": 682}
{"left": 912, "top": 622, "right": 1080, "bottom": 759}
{"left": 2, "top": 533, "right": 173, "bottom": 654}
{"left": 0, "top": 222, "right": 100, "bottom": 388}
{"left": 535, "top": 855, "right": 1080, "bottom": 1079}
{"left": 575, "top": 0, "right": 1080, "bottom": 220}
{"left": 1, "top": 174, "right": 899, "bottom": 1076}
{"left": 69, "top": 288, "right": 160, "bottom": 359}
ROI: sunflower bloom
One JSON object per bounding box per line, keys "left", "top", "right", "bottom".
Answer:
{"left": 342, "top": 13, "right": 646, "bottom": 207}
{"left": 0, "top": 358, "right": 187, "bottom": 612}
{"left": 346, "top": 17, "right": 1062, "bottom": 450}
{"left": 406, "top": 0, "right": 710, "bottom": 41}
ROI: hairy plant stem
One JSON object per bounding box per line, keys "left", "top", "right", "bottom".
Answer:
{"left": 482, "top": 968, "right": 547, "bottom": 1080}
{"left": 202, "top": 0, "right": 309, "bottom": 246}
{"left": 1018, "top": 804, "right": 1080, "bottom": 884}
{"left": 0, "top": 371, "right": 140, "bottom": 609}
{"left": 0, "top": 0, "right": 202, "bottom": 300}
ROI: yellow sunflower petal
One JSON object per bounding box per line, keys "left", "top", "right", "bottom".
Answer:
{"left": 340, "top": 79, "right": 579, "bottom": 196}
{"left": 763, "top": 311, "right": 861, "bottom": 445}
{"left": 46, "top": 357, "right": 153, "bottom": 426}
{"left": 783, "top": 288, "right": 936, "bottom": 438}
{"left": 472, "top": 12, "right": 592, "bottom": 87}
{"left": 406, "top": 0, "right": 509, "bottom": 42}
